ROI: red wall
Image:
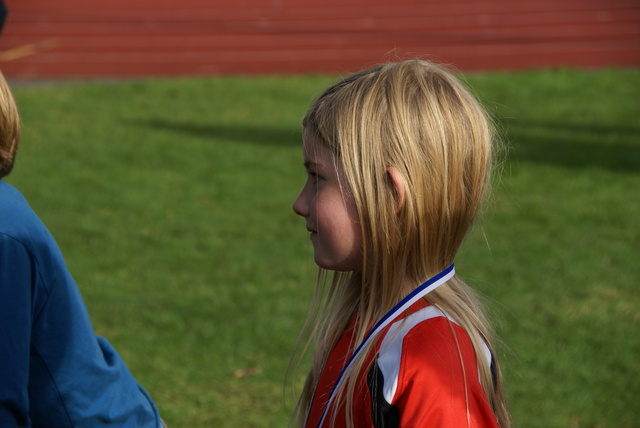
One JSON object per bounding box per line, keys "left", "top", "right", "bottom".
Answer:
{"left": 0, "top": 0, "right": 638, "bottom": 78}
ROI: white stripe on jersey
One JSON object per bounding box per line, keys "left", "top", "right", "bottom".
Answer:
{"left": 376, "top": 306, "right": 492, "bottom": 405}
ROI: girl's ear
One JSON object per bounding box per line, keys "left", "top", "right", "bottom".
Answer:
{"left": 386, "top": 167, "right": 405, "bottom": 214}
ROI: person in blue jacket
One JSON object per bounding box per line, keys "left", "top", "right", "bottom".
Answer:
{"left": 0, "top": 72, "right": 166, "bottom": 427}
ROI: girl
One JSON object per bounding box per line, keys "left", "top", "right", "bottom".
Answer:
{"left": 292, "top": 60, "right": 511, "bottom": 427}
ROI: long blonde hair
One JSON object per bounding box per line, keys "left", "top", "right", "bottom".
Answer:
{"left": 0, "top": 71, "right": 21, "bottom": 178}
{"left": 293, "top": 59, "right": 510, "bottom": 427}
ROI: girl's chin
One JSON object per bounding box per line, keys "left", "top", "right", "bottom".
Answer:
{"left": 313, "top": 254, "right": 360, "bottom": 272}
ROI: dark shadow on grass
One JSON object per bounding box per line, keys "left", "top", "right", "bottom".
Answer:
{"left": 130, "top": 118, "right": 303, "bottom": 147}
{"left": 132, "top": 117, "right": 639, "bottom": 172}
{"left": 498, "top": 118, "right": 640, "bottom": 173}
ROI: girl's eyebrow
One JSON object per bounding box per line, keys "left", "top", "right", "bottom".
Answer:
{"left": 304, "top": 160, "right": 321, "bottom": 170}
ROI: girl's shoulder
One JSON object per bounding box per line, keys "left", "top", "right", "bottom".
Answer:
{"left": 371, "top": 302, "right": 498, "bottom": 427}
{"left": 377, "top": 301, "right": 472, "bottom": 369}
{"left": 374, "top": 301, "right": 479, "bottom": 398}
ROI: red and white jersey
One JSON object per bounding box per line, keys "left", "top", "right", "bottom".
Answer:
{"left": 305, "top": 299, "right": 499, "bottom": 428}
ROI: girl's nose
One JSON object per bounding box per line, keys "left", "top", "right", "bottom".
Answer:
{"left": 292, "top": 188, "right": 308, "bottom": 217}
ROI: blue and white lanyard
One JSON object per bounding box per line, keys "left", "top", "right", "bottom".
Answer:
{"left": 308, "top": 263, "right": 456, "bottom": 428}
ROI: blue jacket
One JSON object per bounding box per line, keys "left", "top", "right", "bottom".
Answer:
{"left": 0, "top": 180, "right": 163, "bottom": 427}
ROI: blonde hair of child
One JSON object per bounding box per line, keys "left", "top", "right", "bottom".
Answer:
{"left": 0, "top": 71, "right": 21, "bottom": 178}
{"left": 292, "top": 59, "right": 510, "bottom": 427}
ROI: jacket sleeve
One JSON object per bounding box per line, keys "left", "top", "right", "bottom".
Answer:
{"left": 0, "top": 233, "right": 34, "bottom": 427}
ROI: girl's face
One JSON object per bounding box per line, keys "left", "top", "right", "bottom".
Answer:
{"left": 292, "top": 131, "right": 363, "bottom": 272}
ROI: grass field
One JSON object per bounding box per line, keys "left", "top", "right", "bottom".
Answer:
{"left": 6, "top": 67, "right": 640, "bottom": 427}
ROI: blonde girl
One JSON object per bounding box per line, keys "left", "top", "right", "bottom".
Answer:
{"left": 292, "top": 59, "right": 510, "bottom": 427}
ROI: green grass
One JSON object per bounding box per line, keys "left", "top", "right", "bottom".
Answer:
{"left": 7, "top": 67, "right": 639, "bottom": 428}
